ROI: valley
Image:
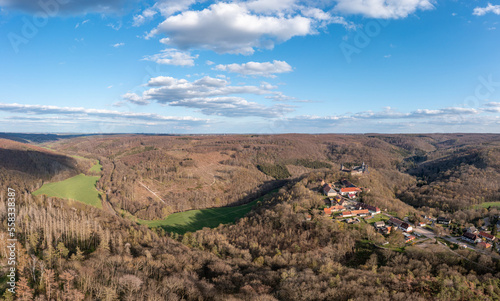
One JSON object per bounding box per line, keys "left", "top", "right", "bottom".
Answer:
{"left": 1, "top": 133, "right": 500, "bottom": 300}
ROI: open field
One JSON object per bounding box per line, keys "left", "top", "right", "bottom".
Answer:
{"left": 89, "top": 161, "right": 102, "bottom": 173}
{"left": 138, "top": 193, "right": 272, "bottom": 234}
{"left": 474, "top": 202, "right": 500, "bottom": 209}
{"left": 33, "top": 174, "right": 102, "bottom": 208}
{"left": 366, "top": 214, "right": 389, "bottom": 224}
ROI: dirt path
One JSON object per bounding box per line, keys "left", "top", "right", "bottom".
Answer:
{"left": 139, "top": 181, "right": 166, "bottom": 204}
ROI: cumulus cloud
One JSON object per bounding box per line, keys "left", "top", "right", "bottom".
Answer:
{"left": 122, "top": 75, "right": 294, "bottom": 117}
{"left": 142, "top": 49, "right": 198, "bottom": 66}
{"left": 0, "top": 103, "right": 206, "bottom": 125}
{"left": 473, "top": 3, "right": 500, "bottom": 16}
{"left": 333, "top": 0, "right": 435, "bottom": 19}
{"left": 122, "top": 92, "right": 150, "bottom": 105}
{"left": 246, "top": 0, "right": 298, "bottom": 13}
{"left": 0, "top": 0, "right": 132, "bottom": 14}
{"left": 112, "top": 42, "right": 125, "bottom": 48}
{"left": 169, "top": 96, "right": 294, "bottom": 118}
{"left": 132, "top": 8, "right": 158, "bottom": 26}
{"left": 214, "top": 60, "right": 292, "bottom": 77}
{"left": 132, "top": 0, "right": 200, "bottom": 26}
{"left": 147, "top": 2, "right": 314, "bottom": 54}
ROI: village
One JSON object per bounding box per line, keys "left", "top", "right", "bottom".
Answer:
{"left": 305, "top": 162, "right": 500, "bottom": 257}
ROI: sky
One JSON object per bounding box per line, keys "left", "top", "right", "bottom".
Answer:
{"left": 0, "top": 0, "right": 500, "bottom": 134}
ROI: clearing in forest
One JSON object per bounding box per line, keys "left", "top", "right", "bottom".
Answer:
{"left": 138, "top": 193, "right": 271, "bottom": 234}
{"left": 32, "top": 173, "right": 102, "bottom": 208}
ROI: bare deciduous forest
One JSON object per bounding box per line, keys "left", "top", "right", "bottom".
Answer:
{"left": 1, "top": 133, "right": 500, "bottom": 300}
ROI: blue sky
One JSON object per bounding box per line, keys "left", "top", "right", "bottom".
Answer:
{"left": 0, "top": 0, "right": 500, "bottom": 134}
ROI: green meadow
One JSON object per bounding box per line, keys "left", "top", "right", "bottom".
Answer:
{"left": 474, "top": 202, "right": 500, "bottom": 209}
{"left": 89, "top": 161, "right": 102, "bottom": 173}
{"left": 138, "top": 193, "right": 271, "bottom": 234}
{"left": 33, "top": 174, "right": 102, "bottom": 208}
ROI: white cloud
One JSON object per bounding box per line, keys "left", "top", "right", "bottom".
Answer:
{"left": 122, "top": 75, "right": 294, "bottom": 117}
{"left": 107, "top": 21, "right": 123, "bottom": 31}
{"left": 0, "top": 102, "right": 206, "bottom": 124}
{"left": 333, "top": 0, "right": 435, "bottom": 19}
{"left": 122, "top": 92, "right": 150, "bottom": 105}
{"left": 112, "top": 42, "right": 125, "bottom": 47}
{"left": 473, "top": 3, "right": 500, "bottom": 16}
{"left": 141, "top": 1, "right": 357, "bottom": 54}
{"left": 281, "top": 106, "right": 489, "bottom": 132}
{"left": 142, "top": 48, "right": 198, "bottom": 66}
{"left": 214, "top": 60, "right": 292, "bottom": 77}
{"left": 168, "top": 96, "right": 294, "bottom": 118}
{"left": 132, "top": 8, "right": 158, "bottom": 26}
{"left": 132, "top": 0, "right": 198, "bottom": 27}
{"left": 75, "top": 19, "right": 89, "bottom": 29}
{"left": 205, "top": 60, "right": 215, "bottom": 65}
{"left": 147, "top": 2, "right": 313, "bottom": 54}
{"left": 0, "top": 0, "right": 130, "bottom": 14}
{"left": 246, "top": 0, "right": 298, "bottom": 13}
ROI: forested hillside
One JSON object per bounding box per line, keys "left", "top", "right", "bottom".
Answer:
{"left": 1, "top": 133, "right": 500, "bottom": 300}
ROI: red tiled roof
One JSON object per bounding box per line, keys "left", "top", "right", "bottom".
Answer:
{"left": 324, "top": 208, "right": 332, "bottom": 215}
{"left": 340, "top": 187, "right": 362, "bottom": 193}
{"left": 478, "top": 242, "right": 491, "bottom": 248}
{"left": 331, "top": 205, "right": 344, "bottom": 210}
{"left": 343, "top": 209, "right": 369, "bottom": 216}
{"left": 479, "top": 232, "right": 496, "bottom": 240}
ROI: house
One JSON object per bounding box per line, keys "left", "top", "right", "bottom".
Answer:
{"left": 374, "top": 221, "right": 385, "bottom": 229}
{"left": 324, "top": 207, "right": 333, "bottom": 216}
{"left": 465, "top": 226, "right": 478, "bottom": 234}
{"left": 388, "top": 217, "right": 404, "bottom": 228}
{"left": 401, "top": 222, "right": 413, "bottom": 232}
{"left": 358, "top": 202, "right": 381, "bottom": 214}
{"left": 345, "top": 218, "right": 360, "bottom": 224}
{"left": 381, "top": 226, "right": 392, "bottom": 235}
{"left": 340, "top": 187, "right": 362, "bottom": 198}
{"left": 417, "top": 222, "right": 426, "bottom": 227}
{"left": 479, "top": 231, "right": 496, "bottom": 242}
{"left": 351, "top": 209, "right": 369, "bottom": 216}
{"left": 330, "top": 204, "right": 345, "bottom": 212}
{"left": 341, "top": 163, "right": 368, "bottom": 175}
{"left": 341, "top": 179, "right": 356, "bottom": 188}
{"left": 342, "top": 211, "right": 354, "bottom": 218}
{"left": 342, "top": 209, "right": 369, "bottom": 218}
{"left": 404, "top": 234, "right": 416, "bottom": 243}
{"left": 477, "top": 241, "right": 492, "bottom": 249}
{"left": 305, "top": 214, "right": 312, "bottom": 221}
{"left": 437, "top": 217, "right": 451, "bottom": 225}
{"left": 462, "top": 232, "right": 481, "bottom": 244}
{"left": 388, "top": 217, "right": 412, "bottom": 232}
{"left": 323, "top": 184, "right": 337, "bottom": 197}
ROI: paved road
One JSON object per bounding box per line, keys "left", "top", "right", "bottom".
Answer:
{"left": 441, "top": 236, "right": 500, "bottom": 259}
{"left": 381, "top": 213, "right": 500, "bottom": 259}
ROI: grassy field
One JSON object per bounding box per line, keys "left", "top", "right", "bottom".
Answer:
{"left": 33, "top": 174, "right": 102, "bottom": 208}
{"left": 138, "top": 193, "right": 272, "bottom": 234}
{"left": 366, "top": 214, "right": 389, "bottom": 224}
{"left": 474, "top": 202, "right": 500, "bottom": 209}
{"left": 89, "top": 161, "right": 102, "bottom": 173}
